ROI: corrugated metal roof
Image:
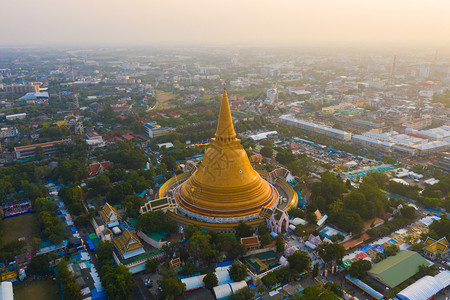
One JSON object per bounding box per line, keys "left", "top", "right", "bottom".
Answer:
{"left": 368, "top": 250, "right": 430, "bottom": 288}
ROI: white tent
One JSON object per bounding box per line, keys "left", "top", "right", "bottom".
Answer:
{"left": 213, "top": 281, "right": 247, "bottom": 300}
{"left": 182, "top": 275, "right": 206, "bottom": 291}
{"left": 397, "top": 271, "right": 450, "bottom": 300}
{"left": 112, "top": 227, "right": 121, "bottom": 235}
{"left": 182, "top": 269, "right": 232, "bottom": 291}
{"left": 290, "top": 218, "right": 307, "bottom": 226}
{"left": 0, "top": 282, "right": 13, "bottom": 300}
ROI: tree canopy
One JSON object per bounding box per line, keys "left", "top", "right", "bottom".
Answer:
{"left": 287, "top": 251, "right": 311, "bottom": 273}
{"left": 229, "top": 263, "right": 248, "bottom": 281}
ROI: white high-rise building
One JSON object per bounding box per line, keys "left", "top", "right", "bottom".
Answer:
{"left": 266, "top": 88, "right": 278, "bottom": 103}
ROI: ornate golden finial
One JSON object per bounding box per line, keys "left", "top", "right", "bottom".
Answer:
{"left": 215, "top": 88, "right": 236, "bottom": 142}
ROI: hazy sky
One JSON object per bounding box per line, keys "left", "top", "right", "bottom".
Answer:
{"left": 1, "top": 0, "right": 449, "bottom": 48}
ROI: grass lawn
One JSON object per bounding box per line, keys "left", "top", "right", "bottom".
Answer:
{"left": 156, "top": 90, "right": 176, "bottom": 110}
{"left": 3, "top": 213, "right": 39, "bottom": 244}
{"left": 14, "top": 279, "right": 59, "bottom": 300}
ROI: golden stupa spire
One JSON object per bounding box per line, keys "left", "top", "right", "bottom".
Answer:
{"left": 215, "top": 88, "right": 236, "bottom": 142}
{"left": 177, "top": 89, "right": 278, "bottom": 218}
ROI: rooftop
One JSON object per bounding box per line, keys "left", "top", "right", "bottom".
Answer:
{"left": 368, "top": 250, "right": 431, "bottom": 288}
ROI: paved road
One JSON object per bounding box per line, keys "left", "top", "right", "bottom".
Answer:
{"left": 132, "top": 275, "right": 154, "bottom": 300}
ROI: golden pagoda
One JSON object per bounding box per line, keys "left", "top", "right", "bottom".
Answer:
{"left": 175, "top": 89, "right": 278, "bottom": 218}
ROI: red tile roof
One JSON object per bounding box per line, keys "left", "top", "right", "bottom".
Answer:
{"left": 240, "top": 236, "right": 261, "bottom": 249}
{"left": 121, "top": 134, "right": 134, "bottom": 141}
{"left": 87, "top": 161, "right": 114, "bottom": 176}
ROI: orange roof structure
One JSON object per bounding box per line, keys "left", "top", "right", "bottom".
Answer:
{"left": 423, "top": 237, "right": 448, "bottom": 255}
{"left": 170, "top": 258, "right": 181, "bottom": 268}
{"left": 14, "top": 140, "right": 62, "bottom": 151}
{"left": 87, "top": 161, "right": 113, "bottom": 177}
{"left": 113, "top": 230, "right": 145, "bottom": 259}
{"left": 99, "top": 203, "right": 121, "bottom": 224}
{"left": 240, "top": 236, "right": 261, "bottom": 249}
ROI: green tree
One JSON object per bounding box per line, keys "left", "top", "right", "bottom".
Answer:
{"left": 97, "top": 241, "right": 114, "bottom": 265}
{"left": 26, "top": 255, "right": 50, "bottom": 275}
{"left": 288, "top": 207, "right": 305, "bottom": 219}
{"left": 297, "top": 284, "right": 336, "bottom": 300}
{"left": 400, "top": 205, "right": 416, "bottom": 220}
{"left": 101, "top": 264, "right": 135, "bottom": 300}
{"left": 261, "top": 233, "right": 273, "bottom": 245}
{"left": 135, "top": 211, "right": 177, "bottom": 234}
{"left": 122, "top": 195, "right": 144, "bottom": 218}
{"left": 338, "top": 210, "right": 364, "bottom": 234}
{"left": 34, "top": 146, "right": 45, "bottom": 160}
{"left": 56, "top": 260, "right": 82, "bottom": 300}
{"left": 203, "top": 272, "right": 218, "bottom": 289}
{"left": 155, "top": 163, "right": 168, "bottom": 175}
{"left": 187, "top": 231, "right": 218, "bottom": 261}
{"left": 294, "top": 224, "right": 307, "bottom": 238}
{"left": 88, "top": 174, "right": 112, "bottom": 196}
{"left": 145, "top": 258, "right": 159, "bottom": 272}
{"left": 159, "top": 277, "right": 186, "bottom": 300}
{"left": 258, "top": 223, "right": 269, "bottom": 236}
{"left": 429, "top": 218, "right": 450, "bottom": 240}
{"left": 229, "top": 263, "right": 248, "bottom": 281}
{"left": 288, "top": 251, "right": 311, "bottom": 273}
{"left": 384, "top": 244, "right": 400, "bottom": 257}
{"left": 59, "top": 186, "right": 84, "bottom": 216}
{"left": 275, "top": 234, "right": 285, "bottom": 252}
{"left": 348, "top": 259, "right": 371, "bottom": 279}
{"left": 162, "top": 156, "right": 177, "bottom": 170}
{"left": 216, "top": 233, "right": 237, "bottom": 252}
{"left": 230, "top": 287, "right": 255, "bottom": 300}
{"left": 106, "top": 182, "right": 134, "bottom": 204}
{"left": 317, "top": 242, "right": 345, "bottom": 264}
{"left": 312, "top": 263, "right": 319, "bottom": 277}
{"left": 234, "top": 221, "right": 254, "bottom": 239}
{"left": 184, "top": 224, "right": 201, "bottom": 239}
{"left": 260, "top": 146, "right": 273, "bottom": 158}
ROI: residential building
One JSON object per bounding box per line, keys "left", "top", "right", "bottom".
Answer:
{"left": 432, "top": 153, "right": 450, "bottom": 173}
{"left": 13, "top": 140, "right": 65, "bottom": 159}
{"left": 0, "top": 127, "right": 18, "bottom": 139}
{"left": 6, "top": 113, "right": 26, "bottom": 121}
{"left": 266, "top": 88, "right": 278, "bottom": 103}
{"left": 0, "top": 83, "right": 39, "bottom": 94}
{"left": 85, "top": 131, "right": 105, "bottom": 148}
{"left": 197, "top": 67, "right": 219, "bottom": 75}
{"left": 144, "top": 122, "right": 169, "bottom": 139}
{"left": 403, "top": 118, "right": 432, "bottom": 130}
{"left": 279, "top": 114, "right": 352, "bottom": 141}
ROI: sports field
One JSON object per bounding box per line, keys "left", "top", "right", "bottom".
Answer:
{"left": 3, "top": 213, "right": 39, "bottom": 244}
{"left": 14, "top": 279, "right": 59, "bottom": 300}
